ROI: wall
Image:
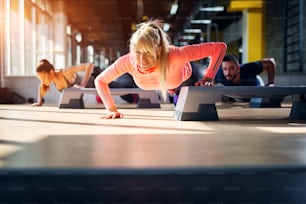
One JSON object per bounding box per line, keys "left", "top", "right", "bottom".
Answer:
{"left": 2, "top": 0, "right": 69, "bottom": 104}
{"left": 264, "top": 0, "right": 286, "bottom": 72}
{"left": 0, "top": 0, "right": 5, "bottom": 87}
{"left": 5, "top": 77, "right": 61, "bottom": 104}
{"left": 264, "top": 0, "right": 306, "bottom": 74}
{"left": 260, "top": 73, "right": 306, "bottom": 86}
{"left": 223, "top": 19, "right": 243, "bottom": 48}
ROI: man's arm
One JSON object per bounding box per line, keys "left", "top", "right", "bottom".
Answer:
{"left": 261, "top": 58, "right": 276, "bottom": 86}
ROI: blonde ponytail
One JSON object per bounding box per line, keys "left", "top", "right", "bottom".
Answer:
{"left": 129, "top": 19, "right": 170, "bottom": 101}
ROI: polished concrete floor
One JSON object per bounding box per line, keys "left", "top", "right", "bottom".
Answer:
{"left": 1, "top": 102, "right": 306, "bottom": 203}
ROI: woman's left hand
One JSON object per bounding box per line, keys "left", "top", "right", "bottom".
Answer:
{"left": 102, "top": 111, "right": 123, "bottom": 119}
{"left": 195, "top": 77, "right": 215, "bottom": 86}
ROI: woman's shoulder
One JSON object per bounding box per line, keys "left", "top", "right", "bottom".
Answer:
{"left": 109, "top": 53, "right": 135, "bottom": 71}
{"left": 168, "top": 45, "right": 179, "bottom": 52}
{"left": 168, "top": 44, "right": 203, "bottom": 53}
{"left": 168, "top": 45, "right": 184, "bottom": 56}
{"left": 112, "top": 53, "right": 133, "bottom": 65}
{"left": 55, "top": 68, "right": 64, "bottom": 75}
{"left": 168, "top": 44, "right": 198, "bottom": 58}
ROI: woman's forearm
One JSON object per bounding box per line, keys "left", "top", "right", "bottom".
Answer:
{"left": 204, "top": 42, "right": 227, "bottom": 79}
{"left": 94, "top": 76, "right": 116, "bottom": 109}
{"left": 80, "top": 63, "right": 94, "bottom": 87}
{"left": 37, "top": 84, "right": 49, "bottom": 104}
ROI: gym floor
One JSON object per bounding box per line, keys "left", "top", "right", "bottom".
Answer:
{"left": 1, "top": 101, "right": 306, "bottom": 167}
{"left": 1, "top": 102, "right": 306, "bottom": 202}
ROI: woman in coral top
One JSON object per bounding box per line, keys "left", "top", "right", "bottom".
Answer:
{"left": 94, "top": 20, "right": 227, "bottom": 119}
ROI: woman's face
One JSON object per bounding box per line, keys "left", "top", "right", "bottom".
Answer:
{"left": 135, "top": 50, "right": 158, "bottom": 70}
{"left": 36, "top": 71, "right": 53, "bottom": 86}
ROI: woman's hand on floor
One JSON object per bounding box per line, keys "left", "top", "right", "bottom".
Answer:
{"left": 102, "top": 111, "right": 123, "bottom": 119}
{"left": 31, "top": 102, "right": 42, "bottom": 107}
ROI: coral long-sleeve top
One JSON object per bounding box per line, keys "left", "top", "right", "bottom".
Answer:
{"left": 95, "top": 42, "right": 227, "bottom": 109}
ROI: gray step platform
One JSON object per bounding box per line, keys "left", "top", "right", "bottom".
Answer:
{"left": 58, "top": 87, "right": 161, "bottom": 109}
{"left": 174, "top": 86, "right": 306, "bottom": 121}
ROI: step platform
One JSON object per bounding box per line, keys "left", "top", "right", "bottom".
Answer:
{"left": 174, "top": 86, "right": 306, "bottom": 121}
{"left": 58, "top": 87, "right": 161, "bottom": 109}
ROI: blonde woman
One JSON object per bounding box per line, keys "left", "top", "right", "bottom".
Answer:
{"left": 95, "top": 20, "right": 227, "bottom": 119}
{"left": 33, "top": 59, "right": 94, "bottom": 106}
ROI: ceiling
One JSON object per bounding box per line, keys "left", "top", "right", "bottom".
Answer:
{"left": 62, "top": 0, "right": 241, "bottom": 59}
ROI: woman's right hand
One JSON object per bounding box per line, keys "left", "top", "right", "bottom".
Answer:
{"left": 102, "top": 111, "right": 123, "bottom": 119}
